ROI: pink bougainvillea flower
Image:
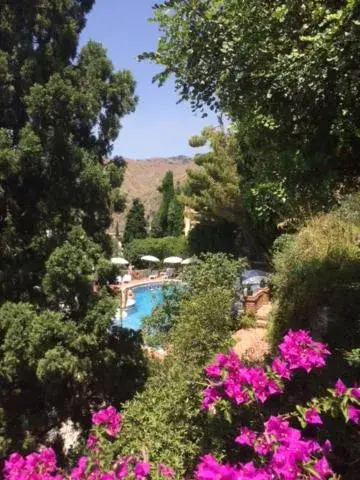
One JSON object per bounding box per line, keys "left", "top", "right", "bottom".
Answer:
{"left": 335, "top": 379, "right": 347, "bottom": 397}
{"left": 70, "top": 456, "right": 88, "bottom": 480}
{"left": 204, "top": 364, "right": 222, "bottom": 378}
{"left": 348, "top": 405, "right": 360, "bottom": 424}
{"left": 86, "top": 434, "right": 98, "bottom": 450}
{"left": 350, "top": 387, "right": 360, "bottom": 401}
{"left": 115, "top": 458, "right": 132, "bottom": 479}
{"left": 195, "top": 454, "right": 238, "bottom": 480}
{"left": 158, "top": 463, "right": 175, "bottom": 479}
{"left": 235, "top": 427, "right": 257, "bottom": 447}
{"left": 305, "top": 408, "right": 323, "bottom": 425}
{"left": 92, "top": 406, "right": 122, "bottom": 437}
{"left": 271, "top": 357, "right": 291, "bottom": 380}
{"left": 134, "top": 462, "right": 150, "bottom": 479}
{"left": 201, "top": 386, "right": 221, "bottom": 410}
{"left": 314, "top": 457, "right": 333, "bottom": 479}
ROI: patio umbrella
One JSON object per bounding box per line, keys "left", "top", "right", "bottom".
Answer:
{"left": 111, "top": 257, "right": 129, "bottom": 265}
{"left": 140, "top": 255, "right": 160, "bottom": 262}
{"left": 163, "top": 256, "right": 183, "bottom": 264}
{"left": 181, "top": 257, "right": 195, "bottom": 265}
{"left": 242, "top": 269, "right": 269, "bottom": 280}
{"left": 242, "top": 275, "right": 269, "bottom": 286}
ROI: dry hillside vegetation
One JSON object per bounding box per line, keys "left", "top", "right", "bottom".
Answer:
{"left": 110, "top": 156, "right": 195, "bottom": 236}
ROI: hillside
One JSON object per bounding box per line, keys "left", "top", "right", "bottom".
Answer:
{"left": 109, "top": 156, "right": 195, "bottom": 237}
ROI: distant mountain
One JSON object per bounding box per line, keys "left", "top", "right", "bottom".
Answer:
{"left": 109, "top": 156, "right": 196, "bottom": 237}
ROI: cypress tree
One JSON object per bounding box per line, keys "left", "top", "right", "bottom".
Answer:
{"left": 123, "top": 198, "right": 148, "bottom": 244}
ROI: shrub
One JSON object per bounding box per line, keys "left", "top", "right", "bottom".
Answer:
{"left": 124, "top": 236, "right": 188, "bottom": 267}
{"left": 5, "top": 331, "right": 360, "bottom": 480}
{"left": 269, "top": 211, "right": 360, "bottom": 352}
{"left": 239, "top": 312, "right": 256, "bottom": 330}
{"left": 114, "top": 254, "right": 247, "bottom": 474}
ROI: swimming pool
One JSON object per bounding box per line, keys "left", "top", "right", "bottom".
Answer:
{"left": 115, "top": 283, "right": 166, "bottom": 330}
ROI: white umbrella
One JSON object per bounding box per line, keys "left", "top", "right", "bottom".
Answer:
{"left": 140, "top": 255, "right": 160, "bottom": 263}
{"left": 242, "top": 275, "right": 268, "bottom": 286}
{"left": 111, "top": 257, "right": 129, "bottom": 265}
{"left": 163, "top": 256, "right": 183, "bottom": 264}
{"left": 242, "top": 269, "right": 269, "bottom": 280}
{"left": 181, "top": 257, "right": 195, "bottom": 265}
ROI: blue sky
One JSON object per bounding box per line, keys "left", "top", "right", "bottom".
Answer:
{"left": 80, "top": 1, "right": 218, "bottom": 159}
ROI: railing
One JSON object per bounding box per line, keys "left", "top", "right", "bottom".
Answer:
{"left": 243, "top": 288, "right": 270, "bottom": 314}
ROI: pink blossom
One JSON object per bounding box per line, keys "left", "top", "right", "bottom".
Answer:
{"left": 335, "top": 379, "right": 347, "bottom": 396}
{"left": 235, "top": 427, "right": 257, "bottom": 446}
{"left": 201, "top": 386, "right": 221, "bottom": 410}
{"left": 271, "top": 357, "right": 291, "bottom": 380}
{"left": 314, "top": 457, "right": 333, "bottom": 479}
{"left": 86, "top": 434, "right": 99, "bottom": 450}
{"left": 348, "top": 405, "right": 360, "bottom": 424}
{"left": 305, "top": 408, "right": 323, "bottom": 425}
{"left": 204, "top": 364, "right": 222, "bottom": 378}
{"left": 195, "top": 454, "right": 238, "bottom": 480}
{"left": 350, "top": 387, "right": 360, "bottom": 401}
{"left": 92, "top": 406, "right": 122, "bottom": 437}
{"left": 115, "top": 458, "right": 131, "bottom": 479}
{"left": 134, "top": 462, "right": 150, "bottom": 479}
{"left": 158, "top": 463, "right": 175, "bottom": 479}
{"left": 70, "top": 456, "right": 88, "bottom": 480}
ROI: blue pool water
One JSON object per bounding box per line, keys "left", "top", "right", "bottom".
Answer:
{"left": 117, "top": 283, "right": 165, "bottom": 330}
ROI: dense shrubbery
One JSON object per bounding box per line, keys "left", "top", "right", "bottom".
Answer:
{"left": 270, "top": 207, "right": 360, "bottom": 353}
{"left": 113, "top": 254, "right": 246, "bottom": 474}
{"left": 142, "top": 284, "right": 184, "bottom": 348}
{"left": 4, "top": 330, "right": 360, "bottom": 479}
{"left": 123, "top": 236, "right": 188, "bottom": 267}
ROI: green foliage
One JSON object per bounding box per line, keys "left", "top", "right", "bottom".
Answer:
{"left": 142, "top": 284, "right": 184, "bottom": 348}
{"left": 145, "top": 0, "right": 360, "bottom": 231}
{"left": 188, "top": 220, "right": 239, "bottom": 256}
{"left": 239, "top": 312, "right": 256, "bottom": 330}
{"left": 123, "top": 236, "right": 188, "bottom": 267}
{"left": 156, "top": 171, "right": 175, "bottom": 237}
{"left": 0, "top": 300, "right": 147, "bottom": 457}
{"left": 42, "top": 227, "right": 101, "bottom": 317}
{"left": 151, "top": 171, "right": 184, "bottom": 238}
{"left": 184, "top": 126, "right": 270, "bottom": 259}
{"left": 270, "top": 209, "right": 360, "bottom": 352}
{"left": 0, "top": 2, "right": 137, "bottom": 301}
{"left": 167, "top": 194, "right": 184, "bottom": 237}
{"left": 183, "top": 127, "right": 242, "bottom": 225}
{"left": 123, "top": 198, "right": 148, "bottom": 244}
{"left": 116, "top": 254, "right": 247, "bottom": 475}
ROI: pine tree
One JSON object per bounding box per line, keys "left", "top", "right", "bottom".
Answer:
{"left": 0, "top": 1, "right": 137, "bottom": 301}
{"left": 123, "top": 198, "right": 147, "bottom": 244}
{"left": 0, "top": 2, "right": 145, "bottom": 457}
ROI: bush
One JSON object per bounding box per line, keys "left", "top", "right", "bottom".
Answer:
{"left": 114, "top": 254, "right": 247, "bottom": 474}
{"left": 239, "top": 312, "right": 256, "bottom": 329}
{"left": 124, "top": 236, "right": 188, "bottom": 267}
{"left": 269, "top": 210, "right": 360, "bottom": 352}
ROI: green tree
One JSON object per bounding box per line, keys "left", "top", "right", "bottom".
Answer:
{"left": 184, "top": 126, "right": 268, "bottom": 258}
{"left": 123, "top": 198, "right": 147, "bottom": 244}
{"left": 167, "top": 193, "right": 184, "bottom": 237}
{"left": 0, "top": 227, "right": 147, "bottom": 457}
{"left": 153, "top": 171, "right": 175, "bottom": 237}
{"left": 0, "top": 2, "right": 137, "bottom": 302}
{"left": 0, "top": 2, "right": 145, "bottom": 457}
{"left": 144, "top": 0, "right": 360, "bottom": 222}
